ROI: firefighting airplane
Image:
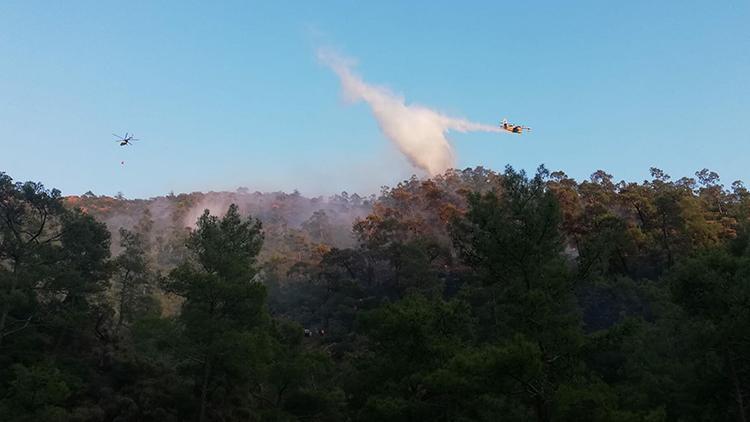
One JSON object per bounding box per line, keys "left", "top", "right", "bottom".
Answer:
{"left": 500, "top": 119, "right": 531, "bottom": 134}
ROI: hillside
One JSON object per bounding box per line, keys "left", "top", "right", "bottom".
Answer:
{"left": 64, "top": 188, "right": 375, "bottom": 270}
{"left": 2, "top": 166, "right": 749, "bottom": 421}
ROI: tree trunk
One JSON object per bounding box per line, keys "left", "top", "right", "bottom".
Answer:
{"left": 728, "top": 352, "right": 747, "bottom": 422}
{"left": 198, "top": 358, "right": 212, "bottom": 422}
{"left": 0, "top": 266, "right": 20, "bottom": 348}
{"left": 0, "top": 304, "right": 9, "bottom": 348}
{"left": 117, "top": 274, "right": 130, "bottom": 331}
{"left": 534, "top": 396, "right": 551, "bottom": 422}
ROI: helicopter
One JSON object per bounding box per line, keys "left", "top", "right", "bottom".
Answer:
{"left": 500, "top": 119, "right": 531, "bottom": 134}
{"left": 113, "top": 133, "right": 138, "bottom": 146}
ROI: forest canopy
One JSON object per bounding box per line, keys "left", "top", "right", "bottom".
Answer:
{"left": 1, "top": 166, "right": 749, "bottom": 421}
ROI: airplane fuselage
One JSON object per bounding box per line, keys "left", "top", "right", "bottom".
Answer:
{"left": 502, "top": 124, "right": 525, "bottom": 134}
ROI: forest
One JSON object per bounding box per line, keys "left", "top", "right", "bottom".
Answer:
{"left": 1, "top": 165, "right": 749, "bottom": 422}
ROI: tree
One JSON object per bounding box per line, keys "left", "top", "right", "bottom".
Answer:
{"left": 669, "top": 246, "right": 750, "bottom": 422}
{"left": 0, "top": 173, "right": 117, "bottom": 419}
{"left": 451, "top": 165, "right": 584, "bottom": 421}
{"left": 302, "top": 210, "right": 334, "bottom": 244}
{"left": 162, "top": 204, "right": 269, "bottom": 422}
{"left": 352, "top": 295, "right": 472, "bottom": 421}
{"left": 0, "top": 362, "right": 72, "bottom": 422}
{"left": 0, "top": 173, "right": 66, "bottom": 348}
{"left": 113, "top": 228, "right": 157, "bottom": 331}
{"left": 0, "top": 173, "right": 111, "bottom": 350}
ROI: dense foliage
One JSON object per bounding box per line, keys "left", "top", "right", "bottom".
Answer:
{"left": 1, "top": 166, "right": 749, "bottom": 421}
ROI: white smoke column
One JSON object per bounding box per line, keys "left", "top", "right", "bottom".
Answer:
{"left": 319, "top": 50, "right": 503, "bottom": 176}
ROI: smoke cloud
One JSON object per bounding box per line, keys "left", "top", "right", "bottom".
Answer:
{"left": 320, "top": 50, "right": 503, "bottom": 176}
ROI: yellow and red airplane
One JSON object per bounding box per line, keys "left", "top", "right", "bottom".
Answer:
{"left": 500, "top": 119, "right": 531, "bottom": 134}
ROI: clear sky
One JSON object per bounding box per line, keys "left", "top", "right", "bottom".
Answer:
{"left": 1, "top": 1, "right": 748, "bottom": 198}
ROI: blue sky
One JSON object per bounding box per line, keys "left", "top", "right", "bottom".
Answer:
{"left": 1, "top": 1, "right": 747, "bottom": 197}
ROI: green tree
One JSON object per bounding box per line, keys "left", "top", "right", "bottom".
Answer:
{"left": 0, "top": 362, "right": 72, "bottom": 422}
{"left": 669, "top": 246, "right": 750, "bottom": 421}
{"left": 451, "top": 166, "right": 585, "bottom": 421}
{"left": 0, "top": 173, "right": 111, "bottom": 352}
{"left": 352, "top": 294, "right": 472, "bottom": 421}
{"left": 0, "top": 172, "right": 115, "bottom": 419}
{"left": 113, "top": 228, "right": 157, "bottom": 331}
{"left": 0, "top": 173, "right": 66, "bottom": 348}
{"left": 162, "top": 204, "right": 269, "bottom": 422}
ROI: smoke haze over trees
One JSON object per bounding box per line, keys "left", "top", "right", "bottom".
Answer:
{"left": 1, "top": 165, "right": 749, "bottom": 421}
